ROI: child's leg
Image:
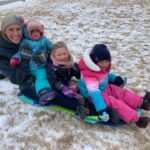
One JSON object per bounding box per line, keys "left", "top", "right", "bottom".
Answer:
{"left": 103, "top": 95, "right": 139, "bottom": 123}
{"left": 32, "top": 68, "right": 51, "bottom": 94}
{"left": 31, "top": 68, "right": 55, "bottom": 105}
{"left": 105, "top": 84, "right": 142, "bottom": 109}
{"left": 102, "top": 86, "right": 140, "bottom": 123}
{"left": 52, "top": 91, "right": 79, "bottom": 110}
{"left": 103, "top": 89, "right": 150, "bottom": 127}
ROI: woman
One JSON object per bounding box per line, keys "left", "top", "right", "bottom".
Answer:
{"left": 0, "top": 14, "right": 33, "bottom": 87}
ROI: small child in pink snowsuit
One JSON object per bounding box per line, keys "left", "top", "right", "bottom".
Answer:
{"left": 78, "top": 44, "right": 150, "bottom": 128}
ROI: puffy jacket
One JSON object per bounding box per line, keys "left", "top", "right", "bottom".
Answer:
{"left": 0, "top": 32, "right": 33, "bottom": 85}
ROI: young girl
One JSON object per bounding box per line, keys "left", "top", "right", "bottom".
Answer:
{"left": 10, "top": 18, "right": 54, "bottom": 105}
{"left": 47, "top": 41, "right": 89, "bottom": 118}
{"left": 78, "top": 44, "right": 150, "bottom": 128}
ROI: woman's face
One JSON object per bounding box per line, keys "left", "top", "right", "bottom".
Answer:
{"left": 5, "top": 24, "right": 22, "bottom": 44}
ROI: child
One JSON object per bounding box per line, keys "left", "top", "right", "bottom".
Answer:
{"left": 78, "top": 44, "right": 150, "bottom": 128}
{"left": 10, "top": 18, "right": 54, "bottom": 105}
{"left": 47, "top": 41, "right": 89, "bottom": 118}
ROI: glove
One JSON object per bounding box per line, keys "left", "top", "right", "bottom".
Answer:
{"left": 10, "top": 58, "right": 20, "bottom": 67}
{"left": 20, "top": 45, "right": 32, "bottom": 60}
{"left": 114, "top": 76, "right": 127, "bottom": 87}
{"left": 33, "top": 51, "right": 49, "bottom": 64}
{"left": 38, "top": 52, "right": 49, "bottom": 63}
{"left": 69, "top": 81, "right": 79, "bottom": 93}
{"left": 98, "top": 109, "right": 109, "bottom": 122}
{"left": 61, "top": 86, "right": 76, "bottom": 98}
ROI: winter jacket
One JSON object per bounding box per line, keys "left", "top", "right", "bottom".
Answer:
{"left": 0, "top": 32, "right": 33, "bottom": 85}
{"left": 78, "top": 57, "right": 117, "bottom": 112}
{"left": 12, "top": 27, "right": 53, "bottom": 71}
{"left": 47, "top": 61, "right": 80, "bottom": 91}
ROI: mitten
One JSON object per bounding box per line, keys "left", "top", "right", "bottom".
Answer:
{"left": 61, "top": 86, "right": 76, "bottom": 98}
{"left": 114, "top": 76, "right": 127, "bottom": 87}
{"left": 98, "top": 109, "right": 109, "bottom": 122}
{"left": 69, "top": 81, "right": 79, "bottom": 93}
{"left": 33, "top": 51, "right": 48, "bottom": 64}
{"left": 38, "top": 52, "right": 49, "bottom": 63}
{"left": 10, "top": 58, "right": 20, "bottom": 67}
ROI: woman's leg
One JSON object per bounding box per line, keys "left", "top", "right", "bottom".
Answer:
{"left": 19, "top": 84, "right": 38, "bottom": 100}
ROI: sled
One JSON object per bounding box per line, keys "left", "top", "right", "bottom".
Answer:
{"left": 18, "top": 94, "right": 142, "bottom": 127}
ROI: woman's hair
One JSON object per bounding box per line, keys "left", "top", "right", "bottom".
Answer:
{"left": 51, "top": 41, "right": 69, "bottom": 54}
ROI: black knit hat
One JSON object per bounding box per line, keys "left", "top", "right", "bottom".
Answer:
{"left": 90, "top": 44, "right": 111, "bottom": 63}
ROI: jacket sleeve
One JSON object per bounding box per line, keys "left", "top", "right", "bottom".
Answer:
{"left": 81, "top": 75, "right": 107, "bottom": 112}
{"left": 46, "top": 38, "right": 53, "bottom": 51}
{"left": 89, "top": 90, "right": 107, "bottom": 112}
{"left": 70, "top": 63, "right": 80, "bottom": 79}
{"left": 108, "top": 72, "right": 117, "bottom": 83}
{"left": 47, "top": 64, "right": 64, "bottom": 91}
{"left": 0, "top": 56, "right": 31, "bottom": 85}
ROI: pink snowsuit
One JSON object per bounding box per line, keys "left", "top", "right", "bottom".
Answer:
{"left": 78, "top": 59, "right": 142, "bottom": 123}
{"left": 102, "top": 84, "right": 142, "bottom": 123}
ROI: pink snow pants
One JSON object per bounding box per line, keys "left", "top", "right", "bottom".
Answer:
{"left": 102, "top": 84, "right": 142, "bottom": 123}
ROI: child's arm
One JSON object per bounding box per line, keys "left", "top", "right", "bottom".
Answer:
{"left": 108, "top": 73, "right": 127, "bottom": 87}
{"left": 32, "top": 38, "right": 53, "bottom": 64}
{"left": 47, "top": 64, "right": 76, "bottom": 98}
{"left": 82, "top": 76, "right": 107, "bottom": 112}
{"left": 80, "top": 76, "right": 109, "bottom": 122}
{"left": 46, "top": 38, "right": 53, "bottom": 51}
{"left": 70, "top": 63, "right": 81, "bottom": 79}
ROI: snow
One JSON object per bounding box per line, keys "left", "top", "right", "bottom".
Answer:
{"left": 0, "top": 0, "right": 32, "bottom": 9}
{"left": 0, "top": 0, "right": 150, "bottom": 150}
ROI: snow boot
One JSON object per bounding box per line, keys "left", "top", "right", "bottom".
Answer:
{"left": 108, "top": 108, "right": 120, "bottom": 123}
{"left": 136, "top": 117, "right": 150, "bottom": 128}
{"left": 76, "top": 105, "right": 89, "bottom": 119}
{"left": 38, "top": 89, "right": 55, "bottom": 106}
{"left": 141, "top": 91, "right": 150, "bottom": 110}
{"left": 76, "top": 95, "right": 90, "bottom": 119}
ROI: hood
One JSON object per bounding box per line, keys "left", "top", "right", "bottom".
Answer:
{"left": 80, "top": 50, "right": 111, "bottom": 73}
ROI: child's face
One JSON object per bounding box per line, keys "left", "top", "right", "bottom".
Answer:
{"left": 53, "top": 47, "right": 69, "bottom": 62}
{"left": 5, "top": 24, "right": 22, "bottom": 44}
{"left": 30, "top": 29, "right": 41, "bottom": 40}
{"left": 97, "top": 60, "right": 110, "bottom": 69}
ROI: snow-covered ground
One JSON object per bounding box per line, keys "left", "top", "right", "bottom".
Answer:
{"left": 0, "top": 0, "right": 150, "bottom": 149}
